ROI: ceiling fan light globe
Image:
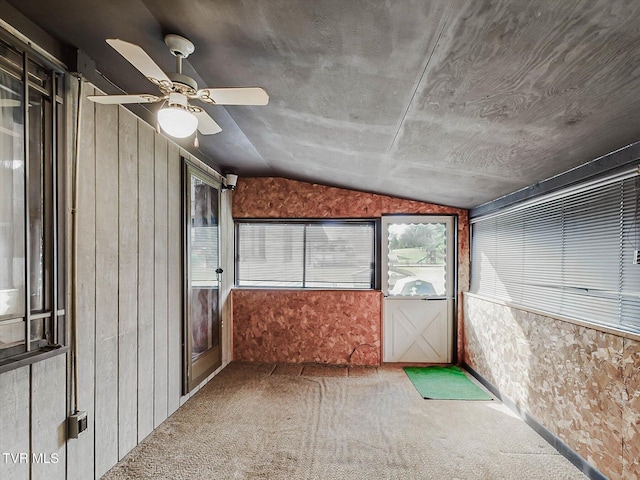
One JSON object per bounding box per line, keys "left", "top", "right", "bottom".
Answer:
{"left": 157, "top": 106, "right": 198, "bottom": 138}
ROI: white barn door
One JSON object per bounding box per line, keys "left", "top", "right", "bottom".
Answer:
{"left": 382, "top": 216, "right": 455, "bottom": 363}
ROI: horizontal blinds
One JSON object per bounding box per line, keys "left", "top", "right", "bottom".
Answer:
{"left": 495, "top": 210, "right": 524, "bottom": 304}
{"left": 191, "top": 226, "right": 219, "bottom": 283}
{"left": 237, "top": 223, "right": 304, "bottom": 287}
{"left": 521, "top": 200, "right": 563, "bottom": 311}
{"left": 560, "top": 184, "right": 621, "bottom": 325}
{"left": 471, "top": 172, "right": 640, "bottom": 335}
{"left": 470, "top": 217, "right": 496, "bottom": 297}
{"left": 305, "top": 224, "right": 374, "bottom": 288}
{"left": 237, "top": 222, "right": 375, "bottom": 289}
{"left": 622, "top": 177, "right": 640, "bottom": 329}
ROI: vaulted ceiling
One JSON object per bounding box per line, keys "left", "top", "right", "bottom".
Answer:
{"left": 6, "top": 0, "right": 640, "bottom": 208}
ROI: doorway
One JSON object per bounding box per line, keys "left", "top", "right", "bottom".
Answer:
{"left": 382, "top": 215, "right": 456, "bottom": 363}
{"left": 183, "top": 161, "right": 222, "bottom": 393}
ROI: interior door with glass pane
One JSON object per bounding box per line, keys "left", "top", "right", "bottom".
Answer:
{"left": 184, "top": 163, "right": 221, "bottom": 393}
{"left": 382, "top": 215, "right": 455, "bottom": 363}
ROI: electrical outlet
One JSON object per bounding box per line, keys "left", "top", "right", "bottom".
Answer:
{"left": 68, "top": 411, "right": 88, "bottom": 438}
{"left": 634, "top": 250, "right": 640, "bottom": 265}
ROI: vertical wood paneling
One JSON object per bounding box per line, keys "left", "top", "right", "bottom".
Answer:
{"left": 94, "top": 103, "right": 119, "bottom": 477}
{"left": 153, "top": 133, "right": 168, "bottom": 428}
{"left": 31, "top": 355, "right": 66, "bottom": 480}
{"left": 117, "top": 109, "right": 138, "bottom": 458}
{"left": 167, "top": 144, "right": 181, "bottom": 415}
{"left": 67, "top": 84, "right": 96, "bottom": 480}
{"left": 0, "top": 78, "right": 230, "bottom": 480}
{"left": 0, "top": 366, "right": 30, "bottom": 480}
{"left": 136, "top": 121, "right": 155, "bottom": 441}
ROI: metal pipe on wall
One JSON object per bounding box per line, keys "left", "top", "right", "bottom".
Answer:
{"left": 70, "top": 74, "right": 83, "bottom": 413}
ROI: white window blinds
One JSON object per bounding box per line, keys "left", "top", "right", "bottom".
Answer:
{"left": 237, "top": 222, "right": 375, "bottom": 289}
{"left": 471, "top": 173, "right": 640, "bottom": 334}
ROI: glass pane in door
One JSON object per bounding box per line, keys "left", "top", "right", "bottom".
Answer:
{"left": 386, "top": 221, "right": 447, "bottom": 297}
{"left": 190, "top": 176, "right": 219, "bottom": 361}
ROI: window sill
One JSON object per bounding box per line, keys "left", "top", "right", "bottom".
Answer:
{"left": 0, "top": 344, "right": 68, "bottom": 375}
{"left": 233, "top": 286, "right": 379, "bottom": 293}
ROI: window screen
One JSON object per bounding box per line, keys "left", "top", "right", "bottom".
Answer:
{"left": 471, "top": 174, "right": 640, "bottom": 334}
{"left": 237, "top": 221, "right": 375, "bottom": 289}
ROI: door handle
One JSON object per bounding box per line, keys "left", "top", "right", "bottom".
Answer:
{"left": 215, "top": 267, "right": 224, "bottom": 274}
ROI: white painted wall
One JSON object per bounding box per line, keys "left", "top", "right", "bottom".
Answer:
{"left": 0, "top": 80, "right": 233, "bottom": 480}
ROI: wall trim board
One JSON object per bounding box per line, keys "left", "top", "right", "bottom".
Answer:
{"left": 471, "top": 141, "right": 640, "bottom": 218}
{"left": 463, "top": 363, "right": 608, "bottom": 480}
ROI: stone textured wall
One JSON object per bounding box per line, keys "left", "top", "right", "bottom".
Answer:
{"left": 232, "top": 177, "right": 470, "bottom": 364}
{"left": 464, "top": 294, "right": 640, "bottom": 480}
{"left": 233, "top": 289, "right": 381, "bottom": 365}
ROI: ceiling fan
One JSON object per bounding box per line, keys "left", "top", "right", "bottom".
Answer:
{"left": 87, "top": 34, "right": 269, "bottom": 139}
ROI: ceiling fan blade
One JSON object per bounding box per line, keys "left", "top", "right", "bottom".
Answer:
{"left": 198, "top": 87, "right": 269, "bottom": 105}
{"left": 87, "top": 94, "right": 161, "bottom": 105}
{"left": 0, "top": 99, "right": 21, "bottom": 108}
{"left": 193, "top": 110, "right": 222, "bottom": 135}
{"left": 106, "top": 39, "right": 171, "bottom": 85}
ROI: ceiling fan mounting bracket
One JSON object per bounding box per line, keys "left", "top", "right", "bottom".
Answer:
{"left": 164, "top": 34, "right": 195, "bottom": 58}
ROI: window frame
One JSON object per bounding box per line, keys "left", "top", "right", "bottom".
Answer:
{"left": 469, "top": 167, "right": 640, "bottom": 336}
{"left": 0, "top": 29, "right": 67, "bottom": 373}
{"left": 235, "top": 218, "right": 379, "bottom": 290}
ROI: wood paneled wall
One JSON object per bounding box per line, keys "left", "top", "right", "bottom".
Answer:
{"left": 0, "top": 81, "right": 233, "bottom": 480}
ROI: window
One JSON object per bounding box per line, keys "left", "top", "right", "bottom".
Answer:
{"left": 236, "top": 221, "right": 376, "bottom": 289}
{"left": 0, "top": 35, "right": 65, "bottom": 371}
{"left": 470, "top": 170, "right": 640, "bottom": 334}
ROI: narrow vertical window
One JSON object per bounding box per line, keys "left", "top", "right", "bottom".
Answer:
{"left": 0, "top": 35, "right": 65, "bottom": 370}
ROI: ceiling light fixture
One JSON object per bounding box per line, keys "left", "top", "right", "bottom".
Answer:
{"left": 157, "top": 92, "right": 198, "bottom": 138}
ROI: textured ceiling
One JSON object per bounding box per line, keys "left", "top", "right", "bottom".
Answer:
{"left": 6, "top": 0, "right": 640, "bottom": 208}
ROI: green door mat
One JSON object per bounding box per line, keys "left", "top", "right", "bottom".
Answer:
{"left": 403, "top": 365, "right": 492, "bottom": 400}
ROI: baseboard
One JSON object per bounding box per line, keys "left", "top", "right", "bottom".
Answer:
{"left": 463, "top": 363, "right": 608, "bottom": 480}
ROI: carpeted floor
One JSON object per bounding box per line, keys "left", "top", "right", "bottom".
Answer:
{"left": 102, "top": 363, "right": 588, "bottom": 480}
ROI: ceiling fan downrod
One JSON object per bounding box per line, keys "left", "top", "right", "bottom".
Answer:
{"left": 165, "top": 34, "right": 194, "bottom": 72}
{"left": 163, "top": 34, "right": 198, "bottom": 95}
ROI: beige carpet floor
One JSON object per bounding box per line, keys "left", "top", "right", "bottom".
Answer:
{"left": 102, "top": 363, "right": 588, "bottom": 480}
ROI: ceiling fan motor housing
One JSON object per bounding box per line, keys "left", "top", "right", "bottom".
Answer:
{"left": 166, "top": 72, "right": 198, "bottom": 95}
